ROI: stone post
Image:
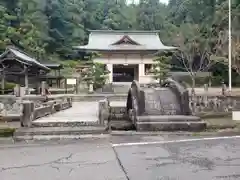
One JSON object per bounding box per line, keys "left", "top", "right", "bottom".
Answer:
{"left": 222, "top": 81, "right": 227, "bottom": 96}
{"left": 203, "top": 84, "right": 208, "bottom": 107}
{"left": 67, "top": 97, "right": 72, "bottom": 107}
{"left": 14, "top": 84, "right": 20, "bottom": 97}
{"left": 89, "top": 83, "right": 93, "bottom": 93}
{"left": 98, "top": 99, "right": 109, "bottom": 126}
{"left": 41, "top": 81, "right": 46, "bottom": 96}
{"left": 21, "top": 101, "right": 34, "bottom": 127}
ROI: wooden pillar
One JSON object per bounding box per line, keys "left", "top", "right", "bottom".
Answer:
{"left": 24, "top": 65, "right": 29, "bottom": 95}
{"left": 106, "top": 64, "right": 113, "bottom": 83}
{"left": 139, "top": 64, "right": 145, "bottom": 84}
{"left": 76, "top": 77, "right": 79, "bottom": 94}
{"left": 65, "top": 78, "right": 67, "bottom": 94}
{"left": 1, "top": 70, "right": 5, "bottom": 95}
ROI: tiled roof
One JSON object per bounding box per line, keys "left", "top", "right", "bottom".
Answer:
{"left": 0, "top": 47, "right": 50, "bottom": 71}
{"left": 74, "top": 30, "right": 177, "bottom": 51}
{"left": 42, "top": 63, "right": 63, "bottom": 69}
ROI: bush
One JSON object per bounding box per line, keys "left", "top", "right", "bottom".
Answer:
{"left": 0, "top": 82, "right": 16, "bottom": 94}
{"left": 81, "top": 62, "right": 109, "bottom": 90}
{"left": 0, "top": 128, "right": 15, "bottom": 137}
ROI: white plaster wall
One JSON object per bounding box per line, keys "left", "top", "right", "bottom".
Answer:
{"left": 106, "top": 64, "right": 113, "bottom": 83}
{"left": 94, "top": 54, "right": 155, "bottom": 64}
{"left": 139, "top": 75, "right": 158, "bottom": 84}
{"left": 94, "top": 53, "right": 157, "bottom": 84}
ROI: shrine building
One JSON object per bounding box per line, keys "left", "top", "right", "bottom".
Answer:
{"left": 75, "top": 30, "right": 177, "bottom": 84}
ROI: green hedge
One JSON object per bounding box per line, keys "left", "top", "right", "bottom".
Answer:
{"left": 0, "top": 128, "right": 15, "bottom": 137}
{"left": 0, "top": 82, "right": 16, "bottom": 94}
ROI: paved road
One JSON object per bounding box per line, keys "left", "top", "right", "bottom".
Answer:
{"left": 0, "top": 135, "right": 240, "bottom": 180}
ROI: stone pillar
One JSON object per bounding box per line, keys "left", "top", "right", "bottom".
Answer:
{"left": 41, "top": 81, "right": 46, "bottom": 96}
{"left": 222, "top": 82, "right": 227, "bottom": 96}
{"left": 138, "top": 64, "right": 145, "bottom": 84}
{"left": 21, "top": 101, "right": 34, "bottom": 127}
{"left": 98, "top": 99, "right": 109, "bottom": 126}
{"left": 89, "top": 83, "right": 93, "bottom": 93}
{"left": 14, "top": 84, "right": 20, "bottom": 97}
{"left": 106, "top": 64, "right": 113, "bottom": 83}
{"left": 203, "top": 84, "right": 208, "bottom": 107}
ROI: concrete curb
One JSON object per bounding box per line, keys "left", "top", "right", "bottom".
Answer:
{"left": 1, "top": 129, "right": 240, "bottom": 143}
{"left": 0, "top": 137, "right": 15, "bottom": 144}
{"left": 110, "top": 129, "right": 240, "bottom": 137}
{"left": 13, "top": 134, "right": 110, "bottom": 142}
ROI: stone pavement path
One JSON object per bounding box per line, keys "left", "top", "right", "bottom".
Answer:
{"left": 34, "top": 102, "right": 99, "bottom": 123}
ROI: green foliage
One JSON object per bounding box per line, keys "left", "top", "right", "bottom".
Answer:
{"left": 0, "top": 0, "right": 239, "bottom": 87}
{"left": 81, "top": 62, "right": 109, "bottom": 90}
{"left": 153, "top": 55, "right": 172, "bottom": 82}
{"left": 0, "top": 128, "right": 15, "bottom": 137}
{"left": 0, "top": 82, "right": 16, "bottom": 94}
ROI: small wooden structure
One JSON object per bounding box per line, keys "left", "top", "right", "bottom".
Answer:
{"left": 41, "top": 63, "right": 64, "bottom": 88}
{"left": 0, "top": 47, "right": 50, "bottom": 95}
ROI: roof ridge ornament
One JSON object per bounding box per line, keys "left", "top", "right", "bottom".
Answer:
{"left": 111, "top": 35, "right": 141, "bottom": 46}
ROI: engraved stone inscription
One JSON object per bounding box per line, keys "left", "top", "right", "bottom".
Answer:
{"left": 144, "top": 88, "right": 181, "bottom": 115}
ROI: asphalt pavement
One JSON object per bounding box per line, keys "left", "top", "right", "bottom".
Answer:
{"left": 0, "top": 135, "right": 240, "bottom": 180}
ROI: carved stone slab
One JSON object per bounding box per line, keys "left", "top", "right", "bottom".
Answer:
{"left": 144, "top": 88, "right": 181, "bottom": 115}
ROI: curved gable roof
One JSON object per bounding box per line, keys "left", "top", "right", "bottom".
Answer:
{"left": 74, "top": 30, "right": 177, "bottom": 51}
{"left": 0, "top": 47, "right": 50, "bottom": 71}
{"left": 111, "top": 35, "right": 141, "bottom": 45}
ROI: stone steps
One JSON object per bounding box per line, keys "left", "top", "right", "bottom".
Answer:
{"left": 135, "top": 115, "right": 206, "bottom": 131}
{"left": 109, "top": 101, "right": 207, "bottom": 132}
{"left": 136, "top": 121, "right": 207, "bottom": 132}
{"left": 137, "top": 115, "right": 201, "bottom": 122}
{"left": 109, "top": 101, "right": 128, "bottom": 120}
{"left": 109, "top": 120, "right": 134, "bottom": 131}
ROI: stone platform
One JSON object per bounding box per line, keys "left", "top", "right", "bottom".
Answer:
{"left": 135, "top": 115, "right": 206, "bottom": 131}
{"left": 32, "top": 102, "right": 100, "bottom": 127}
{"left": 13, "top": 102, "right": 106, "bottom": 140}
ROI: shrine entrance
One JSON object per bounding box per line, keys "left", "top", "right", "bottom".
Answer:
{"left": 113, "top": 64, "right": 138, "bottom": 82}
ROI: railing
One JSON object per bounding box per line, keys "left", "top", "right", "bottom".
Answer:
{"left": 0, "top": 96, "right": 73, "bottom": 127}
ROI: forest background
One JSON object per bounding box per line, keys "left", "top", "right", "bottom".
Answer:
{"left": 0, "top": 0, "right": 239, "bottom": 86}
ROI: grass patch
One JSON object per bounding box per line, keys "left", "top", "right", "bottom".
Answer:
{"left": 204, "top": 117, "right": 239, "bottom": 131}
{"left": 0, "top": 128, "right": 15, "bottom": 137}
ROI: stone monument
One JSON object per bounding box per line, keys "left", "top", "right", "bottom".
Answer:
{"left": 126, "top": 78, "right": 206, "bottom": 131}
